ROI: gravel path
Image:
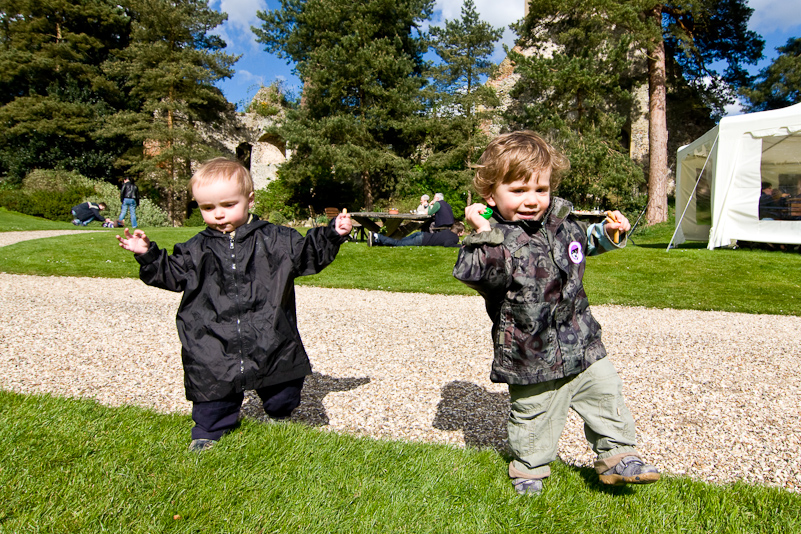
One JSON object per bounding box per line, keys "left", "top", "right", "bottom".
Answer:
{"left": 1, "top": 231, "right": 799, "bottom": 493}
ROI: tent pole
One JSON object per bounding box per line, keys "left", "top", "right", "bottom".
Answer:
{"left": 628, "top": 197, "right": 651, "bottom": 243}
{"left": 667, "top": 135, "right": 719, "bottom": 251}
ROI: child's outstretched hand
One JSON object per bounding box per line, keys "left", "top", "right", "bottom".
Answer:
{"left": 116, "top": 228, "right": 150, "bottom": 254}
{"left": 334, "top": 212, "right": 353, "bottom": 236}
{"left": 465, "top": 203, "right": 492, "bottom": 233}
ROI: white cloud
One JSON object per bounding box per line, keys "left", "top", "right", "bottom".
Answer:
{"left": 433, "top": 0, "right": 524, "bottom": 58}
{"left": 211, "top": 0, "right": 268, "bottom": 53}
{"left": 724, "top": 100, "right": 744, "bottom": 117}
{"left": 434, "top": 0, "right": 523, "bottom": 29}
{"left": 746, "top": 0, "right": 801, "bottom": 34}
{"left": 215, "top": 0, "right": 267, "bottom": 33}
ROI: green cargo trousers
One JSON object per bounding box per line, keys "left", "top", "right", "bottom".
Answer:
{"left": 507, "top": 357, "right": 639, "bottom": 480}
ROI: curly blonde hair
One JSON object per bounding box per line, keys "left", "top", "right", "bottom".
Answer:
{"left": 188, "top": 158, "right": 254, "bottom": 198}
{"left": 473, "top": 131, "right": 570, "bottom": 200}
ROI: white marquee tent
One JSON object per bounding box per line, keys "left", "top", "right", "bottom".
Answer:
{"left": 673, "top": 102, "right": 801, "bottom": 250}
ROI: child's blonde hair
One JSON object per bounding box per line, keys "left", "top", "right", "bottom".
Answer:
{"left": 189, "top": 158, "right": 254, "bottom": 198}
{"left": 474, "top": 131, "right": 570, "bottom": 199}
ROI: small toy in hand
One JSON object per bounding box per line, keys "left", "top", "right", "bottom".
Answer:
{"left": 481, "top": 207, "right": 493, "bottom": 220}
{"left": 604, "top": 211, "right": 620, "bottom": 244}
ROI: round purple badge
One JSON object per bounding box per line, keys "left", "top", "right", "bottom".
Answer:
{"left": 568, "top": 241, "right": 584, "bottom": 264}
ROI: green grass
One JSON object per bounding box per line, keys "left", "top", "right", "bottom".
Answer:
{"left": 2, "top": 390, "right": 799, "bottom": 534}
{"left": 0, "top": 207, "right": 93, "bottom": 231}
{"left": 1, "top": 209, "right": 799, "bottom": 315}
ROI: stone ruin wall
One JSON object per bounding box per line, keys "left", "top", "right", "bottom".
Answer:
{"left": 200, "top": 111, "right": 287, "bottom": 191}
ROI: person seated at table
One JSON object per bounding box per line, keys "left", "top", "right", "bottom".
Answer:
{"left": 371, "top": 222, "right": 465, "bottom": 247}
{"left": 759, "top": 182, "right": 789, "bottom": 220}
{"left": 415, "top": 194, "right": 431, "bottom": 214}
{"left": 426, "top": 192, "right": 455, "bottom": 231}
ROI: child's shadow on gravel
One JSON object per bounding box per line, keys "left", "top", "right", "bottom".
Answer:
{"left": 242, "top": 372, "right": 370, "bottom": 427}
{"left": 433, "top": 380, "right": 509, "bottom": 451}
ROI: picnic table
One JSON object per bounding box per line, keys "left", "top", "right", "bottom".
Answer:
{"left": 349, "top": 211, "right": 433, "bottom": 240}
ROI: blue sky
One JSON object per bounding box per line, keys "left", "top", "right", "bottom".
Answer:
{"left": 210, "top": 0, "right": 801, "bottom": 115}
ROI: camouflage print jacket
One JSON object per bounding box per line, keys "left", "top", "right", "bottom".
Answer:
{"left": 453, "top": 197, "right": 625, "bottom": 385}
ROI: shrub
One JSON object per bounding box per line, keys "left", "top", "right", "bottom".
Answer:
{"left": 1, "top": 169, "right": 171, "bottom": 226}
{"left": 268, "top": 211, "right": 288, "bottom": 226}
{"left": 183, "top": 208, "right": 206, "bottom": 227}
{"left": 253, "top": 179, "right": 299, "bottom": 221}
{"left": 0, "top": 185, "right": 93, "bottom": 221}
{"left": 23, "top": 169, "right": 93, "bottom": 193}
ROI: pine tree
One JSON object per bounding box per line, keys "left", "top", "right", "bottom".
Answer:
{"left": 103, "top": 0, "right": 238, "bottom": 224}
{"left": 507, "top": 0, "right": 645, "bottom": 211}
{"left": 741, "top": 38, "right": 801, "bottom": 112}
{"left": 0, "top": 0, "right": 132, "bottom": 181}
{"left": 514, "top": 0, "right": 764, "bottom": 224}
{"left": 253, "top": 0, "right": 433, "bottom": 210}
{"left": 422, "top": 0, "right": 503, "bottom": 203}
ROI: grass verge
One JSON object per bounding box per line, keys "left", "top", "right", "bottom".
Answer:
{"left": 2, "top": 390, "right": 799, "bottom": 533}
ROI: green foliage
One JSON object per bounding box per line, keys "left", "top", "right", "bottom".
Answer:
{"left": 253, "top": 179, "right": 301, "bottom": 221}
{"left": 427, "top": 0, "right": 502, "bottom": 170}
{"left": 183, "top": 208, "right": 207, "bottom": 227}
{"left": 268, "top": 211, "right": 289, "bottom": 226}
{"left": 554, "top": 131, "right": 646, "bottom": 211}
{"left": 0, "top": 180, "right": 94, "bottom": 222}
{"left": 513, "top": 0, "right": 764, "bottom": 221}
{"left": 101, "top": 0, "right": 238, "bottom": 224}
{"left": 740, "top": 37, "right": 801, "bottom": 112}
{"left": 254, "top": 0, "right": 433, "bottom": 210}
{"left": 0, "top": 170, "right": 170, "bottom": 226}
{"left": 0, "top": 0, "right": 134, "bottom": 181}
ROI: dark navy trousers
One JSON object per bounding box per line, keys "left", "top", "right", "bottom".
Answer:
{"left": 191, "top": 377, "right": 305, "bottom": 440}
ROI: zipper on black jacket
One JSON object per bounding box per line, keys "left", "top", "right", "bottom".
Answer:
{"left": 230, "top": 233, "right": 245, "bottom": 377}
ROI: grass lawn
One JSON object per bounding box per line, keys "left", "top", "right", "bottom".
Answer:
{"left": 0, "top": 207, "right": 92, "bottom": 231}
{"left": 1, "top": 208, "right": 800, "bottom": 532}
{"left": 3, "top": 390, "right": 799, "bottom": 534}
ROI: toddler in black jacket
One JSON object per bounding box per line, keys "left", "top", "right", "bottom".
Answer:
{"left": 117, "top": 158, "right": 352, "bottom": 451}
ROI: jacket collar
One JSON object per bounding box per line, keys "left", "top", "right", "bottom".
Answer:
{"left": 199, "top": 214, "right": 269, "bottom": 239}
{"left": 491, "top": 197, "right": 573, "bottom": 234}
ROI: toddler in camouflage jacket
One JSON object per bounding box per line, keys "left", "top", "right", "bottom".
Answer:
{"left": 453, "top": 131, "right": 660, "bottom": 495}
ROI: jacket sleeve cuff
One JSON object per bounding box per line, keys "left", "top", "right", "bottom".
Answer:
{"left": 462, "top": 228, "right": 504, "bottom": 247}
{"left": 135, "top": 242, "right": 160, "bottom": 265}
{"left": 325, "top": 218, "right": 349, "bottom": 244}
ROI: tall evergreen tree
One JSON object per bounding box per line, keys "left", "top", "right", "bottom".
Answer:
{"left": 421, "top": 0, "right": 502, "bottom": 201}
{"left": 253, "top": 0, "right": 433, "bottom": 210}
{"left": 740, "top": 37, "right": 801, "bottom": 112}
{"left": 507, "top": 1, "right": 645, "bottom": 211}
{"left": 515, "top": 0, "right": 763, "bottom": 224}
{"left": 0, "top": 0, "right": 132, "bottom": 181}
{"left": 103, "top": 0, "right": 237, "bottom": 224}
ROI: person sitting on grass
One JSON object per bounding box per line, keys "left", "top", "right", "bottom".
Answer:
{"left": 115, "top": 157, "right": 352, "bottom": 452}
{"left": 370, "top": 221, "right": 465, "bottom": 247}
{"left": 71, "top": 201, "right": 110, "bottom": 226}
{"left": 453, "top": 131, "right": 660, "bottom": 495}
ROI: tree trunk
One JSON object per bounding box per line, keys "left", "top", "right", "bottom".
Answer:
{"left": 645, "top": 7, "right": 669, "bottom": 225}
{"left": 362, "top": 169, "right": 374, "bottom": 210}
